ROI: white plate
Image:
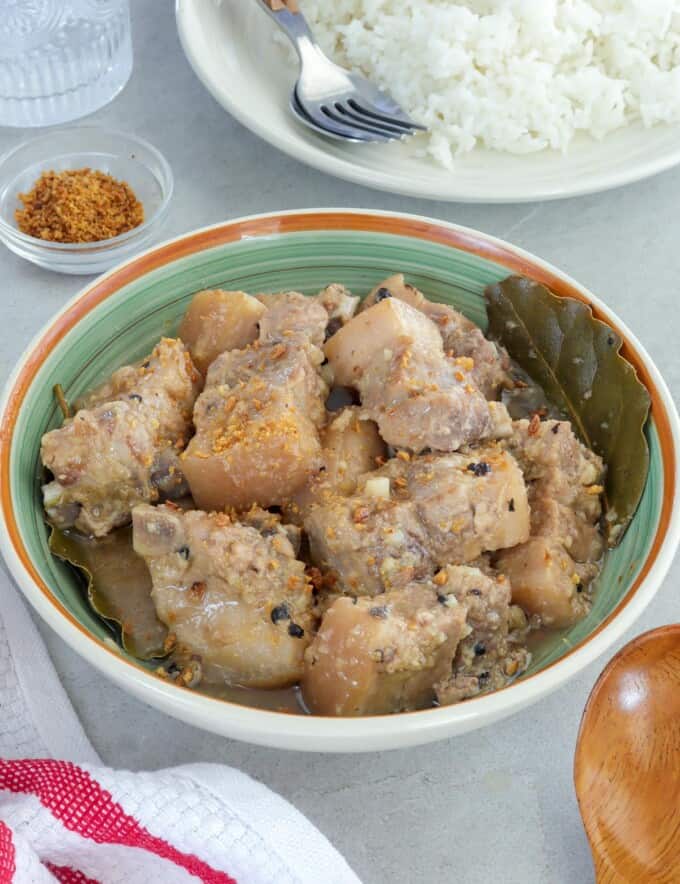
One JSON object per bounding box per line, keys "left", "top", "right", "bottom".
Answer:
{"left": 177, "top": 0, "right": 680, "bottom": 204}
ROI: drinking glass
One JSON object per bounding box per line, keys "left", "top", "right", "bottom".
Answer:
{"left": 0, "top": 0, "right": 133, "bottom": 127}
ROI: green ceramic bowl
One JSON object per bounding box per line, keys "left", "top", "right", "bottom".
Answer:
{"left": 2, "top": 210, "right": 678, "bottom": 752}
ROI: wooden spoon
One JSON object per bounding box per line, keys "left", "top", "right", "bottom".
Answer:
{"left": 574, "top": 626, "right": 680, "bottom": 883}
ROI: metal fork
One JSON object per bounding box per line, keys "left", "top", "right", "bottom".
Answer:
{"left": 258, "top": 0, "right": 426, "bottom": 143}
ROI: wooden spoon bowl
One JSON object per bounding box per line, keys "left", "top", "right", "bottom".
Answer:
{"left": 574, "top": 625, "right": 680, "bottom": 883}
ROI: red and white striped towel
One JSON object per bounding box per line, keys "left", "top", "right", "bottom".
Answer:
{"left": 0, "top": 566, "right": 361, "bottom": 884}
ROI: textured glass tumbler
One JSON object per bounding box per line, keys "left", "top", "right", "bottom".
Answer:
{"left": 0, "top": 1, "right": 133, "bottom": 127}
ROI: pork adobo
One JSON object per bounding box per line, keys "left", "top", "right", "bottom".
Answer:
{"left": 42, "top": 275, "right": 608, "bottom": 716}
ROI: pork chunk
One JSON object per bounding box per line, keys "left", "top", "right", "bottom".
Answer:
{"left": 183, "top": 340, "right": 326, "bottom": 511}
{"left": 316, "top": 283, "right": 360, "bottom": 325}
{"left": 132, "top": 505, "right": 314, "bottom": 688}
{"left": 256, "top": 291, "right": 329, "bottom": 349}
{"left": 178, "top": 289, "right": 265, "bottom": 374}
{"left": 361, "top": 448, "right": 530, "bottom": 565}
{"left": 302, "top": 583, "right": 469, "bottom": 715}
{"left": 305, "top": 494, "right": 431, "bottom": 597}
{"left": 325, "top": 297, "right": 511, "bottom": 453}
{"left": 286, "top": 407, "right": 386, "bottom": 524}
{"left": 530, "top": 498, "right": 604, "bottom": 563}
{"left": 495, "top": 538, "right": 594, "bottom": 628}
{"left": 305, "top": 448, "right": 530, "bottom": 596}
{"left": 433, "top": 565, "right": 529, "bottom": 705}
{"left": 507, "top": 418, "right": 604, "bottom": 518}
{"left": 205, "top": 341, "right": 326, "bottom": 425}
{"left": 364, "top": 275, "right": 510, "bottom": 398}
{"left": 41, "top": 339, "right": 201, "bottom": 537}
{"left": 326, "top": 295, "right": 442, "bottom": 386}
{"left": 496, "top": 419, "right": 605, "bottom": 627}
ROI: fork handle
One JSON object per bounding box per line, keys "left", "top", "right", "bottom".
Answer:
{"left": 256, "top": 0, "right": 317, "bottom": 59}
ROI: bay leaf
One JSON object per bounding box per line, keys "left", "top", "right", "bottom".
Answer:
{"left": 485, "top": 276, "right": 651, "bottom": 546}
{"left": 49, "top": 524, "right": 168, "bottom": 659}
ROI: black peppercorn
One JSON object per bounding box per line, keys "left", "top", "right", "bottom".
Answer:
{"left": 324, "top": 317, "right": 343, "bottom": 341}
{"left": 271, "top": 604, "right": 290, "bottom": 624}
{"left": 369, "top": 605, "right": 389, "bottom": 619}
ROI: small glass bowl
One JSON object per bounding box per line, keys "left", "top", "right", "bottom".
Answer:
{"left": 0, "top": 127, "right": 173, "bottom": 275}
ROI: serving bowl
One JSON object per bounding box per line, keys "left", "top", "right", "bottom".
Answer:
{"left": 1, "top": 209, "right": 678, "bottom": 752}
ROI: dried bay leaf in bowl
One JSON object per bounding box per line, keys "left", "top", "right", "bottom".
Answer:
{"left": 485, "top": 276, "right": 651, "bottom": 546}
{"left": 49, "top": 524, "right": 168, "bottom": 659}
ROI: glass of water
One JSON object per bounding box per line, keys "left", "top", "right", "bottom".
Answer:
{"left": 0, "top": 0, "right": 133, "bottom": 128}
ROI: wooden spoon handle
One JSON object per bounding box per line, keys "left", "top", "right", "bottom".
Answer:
{"left": 264, "top": 0, "right": 300, "bottom": 11}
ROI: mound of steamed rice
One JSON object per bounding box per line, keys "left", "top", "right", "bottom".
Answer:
{"left": 297, "top": 0, "right": 680, "bottom": 168}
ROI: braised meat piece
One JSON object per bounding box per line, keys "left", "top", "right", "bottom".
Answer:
{"left": 506, "top": 418, "right": 604, "bottom": 522}
{"left": 306, "top": 492, "right": 431, "bottom": 597}
{"left": 316, "top": 283, "right": 360, "bottom": 326}
{"left": 302, "top": 582, "right": 469, "bottom": 716}
{"left": 363, "top": 274, "right": 510, "bottom": 398}
{"left": 303, "top": 562, "right": 529, "bottom": 715}
{"left": 325, "top": 297, "right": 511, "bottom": 453}
{"left": 256, "top": 290, "right": 330, "bottom": 349}
{"left": 132, "top": 504, "right": 314, "bottom": 688}
{"left": 182, "top": 339, "right": 327, "bottom": 511}
{"left": 305, "top": 447, "right": 529, "bottom": 596}
{"left": 256, "top": 284, "right": 359, "bottom": 347}
{"left": 363, "top": 448, "right": 530, "bottom": 565}
{"left": 433, "top": 565, "right": 529, "bottom": 704}
{"left": 495, "top": 538, "right": 595, "bottom": 629}
{"left": 496, "top": 418, "right": 605, "bottom": 627}
{"left": 178, "top": 289, "right": 265, "bottom": 374}
{"left": 41, "top": 338, "right": 201, "bottom": 537}
{"left": 285, "top": 407, "right": 386, "bottom": 524}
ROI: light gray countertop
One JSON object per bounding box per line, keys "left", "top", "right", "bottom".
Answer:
{"left": 2, "top": 4, "right": 679, "bottom": 883}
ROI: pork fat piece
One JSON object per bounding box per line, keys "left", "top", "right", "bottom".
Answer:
{"left": 302, "top": 582, "right": 469, "bottom": 715}
{"left": 325, "top": 297, "right": 511, "bottom": 453}
{"left": 305, "top": 447, "right": 529, "bottom": 596}
{"left": 496, "top": 418, "right": 605, "bottom": 628}
{"left": 183, "top": 339, "right": 327, "bottom": 511}
{"left": 179, "top": 289, "right": 265, "bottom": 374}
{"left": 286, "top": 407, "right": 386, "bottom": 524}
{"left": 132, "top": 504, "right": 314, "bottom": 688}
{"left": 363, "top": 274, "right": 510, "bottom": 398}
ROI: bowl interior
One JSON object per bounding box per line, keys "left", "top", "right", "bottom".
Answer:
{"left": 7, "top": 226, "right": 663, "bottom": 710}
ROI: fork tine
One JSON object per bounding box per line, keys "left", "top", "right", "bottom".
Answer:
{"left": 333, "top": 102, "right": 415, "bottom": 137}
{"left": 347, "top": 98, "right": 428, "bottom": 132}
{"left": 290, "top": 92, "right": 373, "bottom": 142}
{"left": 320, "top": 106, "right": 398, "bottom": 142}
{"left": 294, "top": 89, "right": 384, "bottom": 142}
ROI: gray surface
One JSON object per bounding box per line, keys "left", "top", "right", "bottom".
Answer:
{"left": 1, "top": 4, "right": 679, "bottom": 883}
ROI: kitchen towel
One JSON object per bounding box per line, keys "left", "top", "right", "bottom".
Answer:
{"left": 0, "top": 568, "right": 361, "bottom": 884}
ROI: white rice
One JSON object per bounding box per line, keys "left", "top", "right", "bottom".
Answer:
{"left": 297, "top": 0, "right": 680, "bottom": 168}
